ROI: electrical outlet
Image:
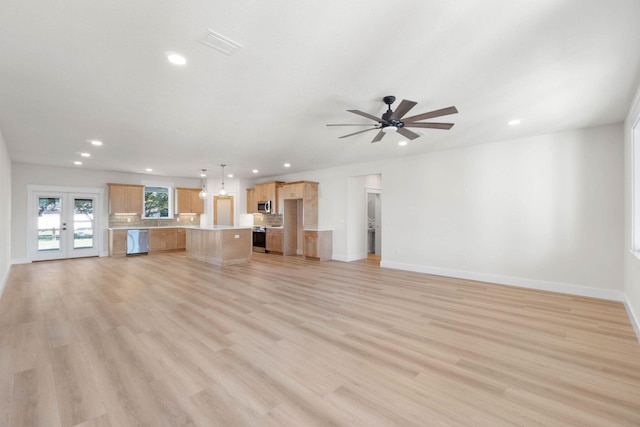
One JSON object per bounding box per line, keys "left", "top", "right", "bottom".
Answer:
{"left": 234, "top": 234, "right": 240, "bottom": 239}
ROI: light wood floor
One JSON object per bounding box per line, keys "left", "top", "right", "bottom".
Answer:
{"left": 1, "top": 253, "right": 640, "bottom": 426}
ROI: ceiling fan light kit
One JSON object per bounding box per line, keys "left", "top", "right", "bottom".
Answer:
{"left": 328, "top": 95, "right": 458, "bottom": 143}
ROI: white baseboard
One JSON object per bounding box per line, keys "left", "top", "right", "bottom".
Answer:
{"left": 11, "top": 258, "right": 31, "bottom": 265}
{"left": 332, "top": 252, "right": 368, "bottom": 262}
{"left": 624, "top": 296, "right": 640, "bottom": 341}
{"left": 380, "top": 261, "right": 625, "bottom": 302}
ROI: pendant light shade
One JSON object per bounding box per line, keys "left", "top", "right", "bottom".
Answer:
{"left": 198, "top": 169, "right": 208, "bottom": 199}
{"left": 218, "top": 164, "right": 228, "bottom": 196}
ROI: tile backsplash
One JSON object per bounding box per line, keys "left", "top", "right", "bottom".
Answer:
{"left": 109, "top": 214, "right": 200, "bottom": 228}
{"left": 253, "top": 213, "right": 283, "bottom": 227}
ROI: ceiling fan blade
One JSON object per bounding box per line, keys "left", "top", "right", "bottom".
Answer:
{"left": 405, "top": 122, "right": 455, "bottom": 130}
{"left": 371, "top": 131, "right": 385, "bottom": 143}
{"left": 397, "top": 127, "right": 420, "bottom": 140}
{"left": 326, "top": 124, "right": 375, "bottom": 126}
{"left": 389, "top": 99, "right": 417, "bottom": 120}
{"left": 347, "top": 109, "right": 387, "bottom": 123}
{"left": 339, "top": 127, "right": 380, "bottom": 138}
{"left": 403, "top": 106, "right": 458, "bottom": 123}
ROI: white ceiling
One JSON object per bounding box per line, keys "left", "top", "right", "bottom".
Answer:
{"left": 1, "top": 0, "right": 639, "bottom": 179}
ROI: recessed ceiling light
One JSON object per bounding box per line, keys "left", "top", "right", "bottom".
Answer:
{"left": 74, "top": 161, "right": 82, "bottom": 165}
{"left": 146, "top": 168, "right": 153, "bottom": 172}
{"left": 252, "top": 169, "right": 259, "bottom": 174}
{"left": 167, "top": 53, "right": 187, "bottom": 66}
{"left": 80, "top": 152, "right": 91, "bottom": 157}
{"left": 284, "top": 163, "right": 291, "bottom": 168}
{"left": 227, "top": 174, "right": 234, "bottom": 178}
{"left": 508, "top": 119, "right": 521, "bottom": 126}
{"left": 398, "top": 141, "right": 408, "bottom": 146}
{"left": 200, "top": 172, "right": 206, "bottom": 177}
{"left": 88, "top": 140, "right": 102, "bottom": 146}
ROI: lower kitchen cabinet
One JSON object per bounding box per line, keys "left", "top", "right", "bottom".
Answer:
{"left": 303, "top": 230, "right": 332, "bottom": 261}
{"left": 177, "top": 228, "right": 186, "bottom": 249}
{"left": 266, "top": 228, "right": 283, "bottom": 254}
{"left": 149, "top": 228, "right": 179, "bottom": 252}
{"left": 108, "top": 229, "right": 127, "bottom": 257}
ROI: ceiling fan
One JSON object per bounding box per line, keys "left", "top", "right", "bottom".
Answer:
{"left": 327, "top": 96, "right": 458, "bottom": 143}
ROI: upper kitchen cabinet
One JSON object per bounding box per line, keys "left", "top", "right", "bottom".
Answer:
{"left": 246, "top": 188, "right": 255, "bottom": 214}
{"left": 254, "top": 181, "right": 284, "bottom": 212}
{"left": 279, "top": 182, "right": 304, "bottom": 200}
{"left": 175, "top": 187, "right": 204, "bottom": 214}
{"left": 108, "top": 184, "right": 143, "bottom": 214}
{"left": 277, "top": 181, "right": 318, "bottom": 227}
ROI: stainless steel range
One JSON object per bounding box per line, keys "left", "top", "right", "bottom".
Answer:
{"left": 252, "top": 226, "right": 266, "bottom": 253}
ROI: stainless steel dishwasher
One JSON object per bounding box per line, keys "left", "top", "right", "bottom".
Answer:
{"left": 127, "top": 229, "right": 149, "bottom": 255}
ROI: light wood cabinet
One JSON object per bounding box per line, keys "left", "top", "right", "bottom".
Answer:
{"left": 302, "top": 181, "right": 319, "bottom": 228}
{"left": 266, "top": 228, "right": 283, "bottom": 253}
{"left": 149, "top": 228, "right": 179, "bottom": 252}
{"left": 303, "top": 230, "right": 332, "bottom": 261}
{"left": 177, "top": 228, "right": 186, "bottom": 249}
{"left": 175, "top": 188, "right": 204, "bottom": 214}
{"left": 108, "top": 229, "right": 127, "bottom": 257}
{"left": 254, "top": 181, "right": 284, "bottom": 213}
{"left": 246, "top": 188, "right": 255, "bottom": 214}
{"left": 277, "top": 181, "right": 318, "bottom": 226}
{"left": 279, "top": 183, "right": 304, "bottom": 200}
{"left": 108, "top": 184, "right": 143, "bottom": 214}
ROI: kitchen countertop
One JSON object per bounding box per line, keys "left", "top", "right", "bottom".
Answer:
{"left": 108, "top": 225, "right": 251, "bottom": 230}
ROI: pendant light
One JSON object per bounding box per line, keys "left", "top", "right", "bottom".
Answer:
{"left": 198, "top": 169, "right": 208, "bottom": 199}
{"left": 218, "top": 164, "right": 228, "bottom": 196}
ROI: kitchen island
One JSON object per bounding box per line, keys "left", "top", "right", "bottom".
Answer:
{"left": 186, "top": 226, "right": 252, "bottom": 266}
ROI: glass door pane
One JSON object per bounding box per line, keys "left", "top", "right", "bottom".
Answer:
{"left": 73, "top": 198, "right": 94, "bottom": 249}
{"left": 37, "top": 197, "right": 62, "bottom": 252}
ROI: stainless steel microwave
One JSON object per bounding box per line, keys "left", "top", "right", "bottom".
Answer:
{"left": 257, "top": 200, "right": 271, "bottom": 213}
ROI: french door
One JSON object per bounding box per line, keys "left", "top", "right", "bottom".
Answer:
{"left": 30, "top": 188, "right": 102, "bottom": 261}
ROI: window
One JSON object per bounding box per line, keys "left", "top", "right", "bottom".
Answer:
{"left": 144, "top": 186, "right": 172, "bottom": 218}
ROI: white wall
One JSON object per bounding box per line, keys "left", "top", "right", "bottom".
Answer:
{"left": 11, "top": 163, "right": 201, "bottom": 261}
{"left": 273, "top": 123, "right": 624, "bottom": 300}
{"left": 624, "top": 83, "right": 640, "bottom": 336}
{"left": 0, "top": 128, "right": 11, "bottom": 297}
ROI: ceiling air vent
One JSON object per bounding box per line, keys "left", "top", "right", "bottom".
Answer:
{"left": 198, "top": 30, "right": 242, "bottom": 56}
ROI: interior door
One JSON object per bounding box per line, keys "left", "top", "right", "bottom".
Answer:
{"left": 214, "top": 195, "right": 234, "bottom": 226}
{"left": 33, "top": 192, "right": 100, "bottom": 261}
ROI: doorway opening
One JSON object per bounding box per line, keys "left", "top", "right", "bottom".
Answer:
{"left": 366, "top": 188, "right": 381, "bottom": 261}
{"left": 214, "top": 195, "right": 234, "bottom": 226}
